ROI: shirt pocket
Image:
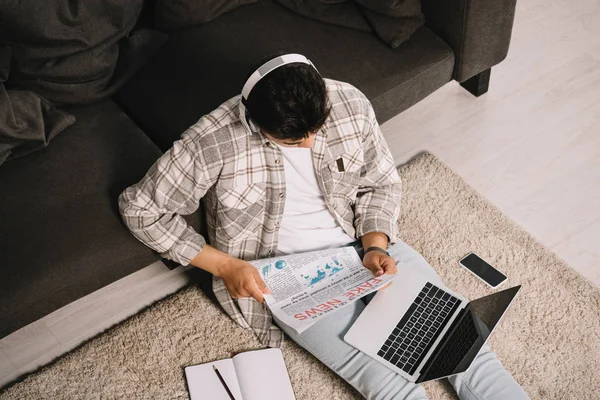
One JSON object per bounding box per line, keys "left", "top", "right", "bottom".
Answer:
{"left": 325, "top": 148, "right": 364, "bottom": 203}
{"left": 215, "top": 182, "right": 266, "bottom": 242}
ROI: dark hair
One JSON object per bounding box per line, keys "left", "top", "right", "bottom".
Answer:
{"left": 242, "top": 53, "right": 331, "bottom": 141}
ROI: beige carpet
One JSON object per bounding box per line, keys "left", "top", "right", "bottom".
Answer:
{"left": 2, "top": 152, "right": 599, "bottom": 400}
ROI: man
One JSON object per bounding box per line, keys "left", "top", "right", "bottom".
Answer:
{"left": 119, "top": 53, "right": 528, "bottom": 399}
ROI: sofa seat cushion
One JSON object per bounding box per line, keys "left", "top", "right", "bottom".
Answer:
{"left": 116, "top": 0, "right": 454, "bottom": 151}
{"left": 0, "top": 100, "right": 162, "bottom": 338}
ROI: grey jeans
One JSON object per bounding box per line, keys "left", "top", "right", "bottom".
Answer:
{"left": 273, "top": 240, "right": 530, "bottom": 400}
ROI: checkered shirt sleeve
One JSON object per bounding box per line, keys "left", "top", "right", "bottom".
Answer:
{"left": 353, "top": 96, "right": 402, "bottom": 242}
{"left": 118, "top": 129, "right": 218, "bottom": 265}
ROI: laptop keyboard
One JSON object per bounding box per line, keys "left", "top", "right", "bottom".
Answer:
{"left": 377, "top": 282, "right": 461, "bottom": 375}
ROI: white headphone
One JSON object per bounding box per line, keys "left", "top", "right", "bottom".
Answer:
{"left": 241, "top": 53, "right": 319, "bottom": 101}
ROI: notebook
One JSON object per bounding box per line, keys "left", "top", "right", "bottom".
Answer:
{"left": 185, "top": 348, "right": 296, "bottom": 400}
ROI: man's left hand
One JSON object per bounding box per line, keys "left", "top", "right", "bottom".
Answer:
{"left": 363, "top": 251, "right": 398, "bottom": 277}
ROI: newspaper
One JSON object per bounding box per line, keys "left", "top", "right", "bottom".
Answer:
{"left": 250, "top": 246, "right": 396, "bottom": 333}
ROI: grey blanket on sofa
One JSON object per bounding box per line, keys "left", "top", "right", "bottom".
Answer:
{"left": 0, "top": 0, "right": 168, "bottom": 105}
{"left": 0, "top": 0, "right": 166, "bottom": 165}
{"left": 274, "top": 0, "right": 424, "bottom": 49}
{"left": 0, "top": 46, "right": 75, "bottom": 166}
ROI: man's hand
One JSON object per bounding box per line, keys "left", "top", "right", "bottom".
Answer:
{"left": 363, "top": 250, "right": 398, "bottom": 277}
{"left": 189, "top": 245, "right": 270, "bottom": 303}
{"left": 217, "top": 258, "right": 271, "bottom": 303}
{"left": 361, "top": 232, "right": 397, "bottom": 277}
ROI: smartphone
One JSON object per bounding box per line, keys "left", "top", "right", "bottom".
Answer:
{"left": 459, "top": 252, "right": 507, "bottom": 288}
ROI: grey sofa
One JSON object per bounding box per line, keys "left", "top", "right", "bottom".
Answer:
{"left": 0, "top": 0, "right": 517, "bottom": 338}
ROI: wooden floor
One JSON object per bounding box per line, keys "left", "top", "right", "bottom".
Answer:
{"left": 2, "top": 0, "right": 599, "bottom": 389}
{"left": 384, "top": 0, "right": 600, "bottom": 287}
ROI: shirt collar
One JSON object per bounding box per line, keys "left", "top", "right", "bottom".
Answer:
{"left": 237, "top": 97, "right": 272, "bottom": 146}
{"left": 237, "top": 98, "right": 255, "bottom": 133}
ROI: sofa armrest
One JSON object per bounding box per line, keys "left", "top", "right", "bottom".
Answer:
{"left": 421, "top": 0, "right": 517, "bottom": 82}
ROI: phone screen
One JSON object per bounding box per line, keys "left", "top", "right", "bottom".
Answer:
{"left": 460, "top": 253, "right": 507, "bottom": 287}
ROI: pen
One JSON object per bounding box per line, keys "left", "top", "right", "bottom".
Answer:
{"left": 213, "top": 365, "right": 236, "bottom": 400}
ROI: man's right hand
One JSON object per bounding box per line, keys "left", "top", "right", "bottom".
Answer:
{"left": 217, "top": 258, "right": 271, "bottom": 303}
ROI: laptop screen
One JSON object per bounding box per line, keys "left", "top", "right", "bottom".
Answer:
{"left": 418, "top": 286, "right": 521, "bottom": 383}
{"left": 469, "top": 285, "right": 521, "bottom": 338}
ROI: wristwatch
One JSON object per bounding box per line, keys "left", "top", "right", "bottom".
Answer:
{"left": 364, "top": 246, "right": 390, "bottom": 257}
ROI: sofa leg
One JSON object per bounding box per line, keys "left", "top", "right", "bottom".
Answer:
{"left": 460, "top": 68, "right": 491, "bottom": 97}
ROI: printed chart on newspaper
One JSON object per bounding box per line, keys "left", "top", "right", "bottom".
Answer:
{"left": 251, "top": 246, "right": 396, "bottom": 333}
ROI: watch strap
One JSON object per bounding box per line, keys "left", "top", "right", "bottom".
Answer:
{"left": 364, "top": 246, "right": 390, "bottom": 257}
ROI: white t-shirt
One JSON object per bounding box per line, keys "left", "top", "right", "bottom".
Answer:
{"left": 275, "top": 145, "right": 355, "bottom": 255}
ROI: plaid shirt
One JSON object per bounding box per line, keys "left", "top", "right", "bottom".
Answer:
{"left": 119, "top": 79, "right": 401, "bottom": 347}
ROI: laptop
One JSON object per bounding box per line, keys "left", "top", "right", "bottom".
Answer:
{"left": 344, "top": 261, "right": 521, "bottom": 383}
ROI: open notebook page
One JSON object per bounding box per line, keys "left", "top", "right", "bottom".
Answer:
{"left": 233, "top": 348, "right": 296, "bottom": 400}
{"left": 185, "top": 359, "right": 244, "bottom": 400}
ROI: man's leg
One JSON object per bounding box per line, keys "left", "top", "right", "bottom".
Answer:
{"left": 388, "top": 240, "right": 529, "bottom": 400}
{"left": 273, "top": 301, "right": 428, "bottom": 400}
{"left": 447, "top": 344, "right": 530, "bottom": 400}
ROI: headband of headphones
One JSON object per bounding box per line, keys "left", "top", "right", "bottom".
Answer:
{"left": 241, "top": 53, "right": 319, "bottom": 101}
